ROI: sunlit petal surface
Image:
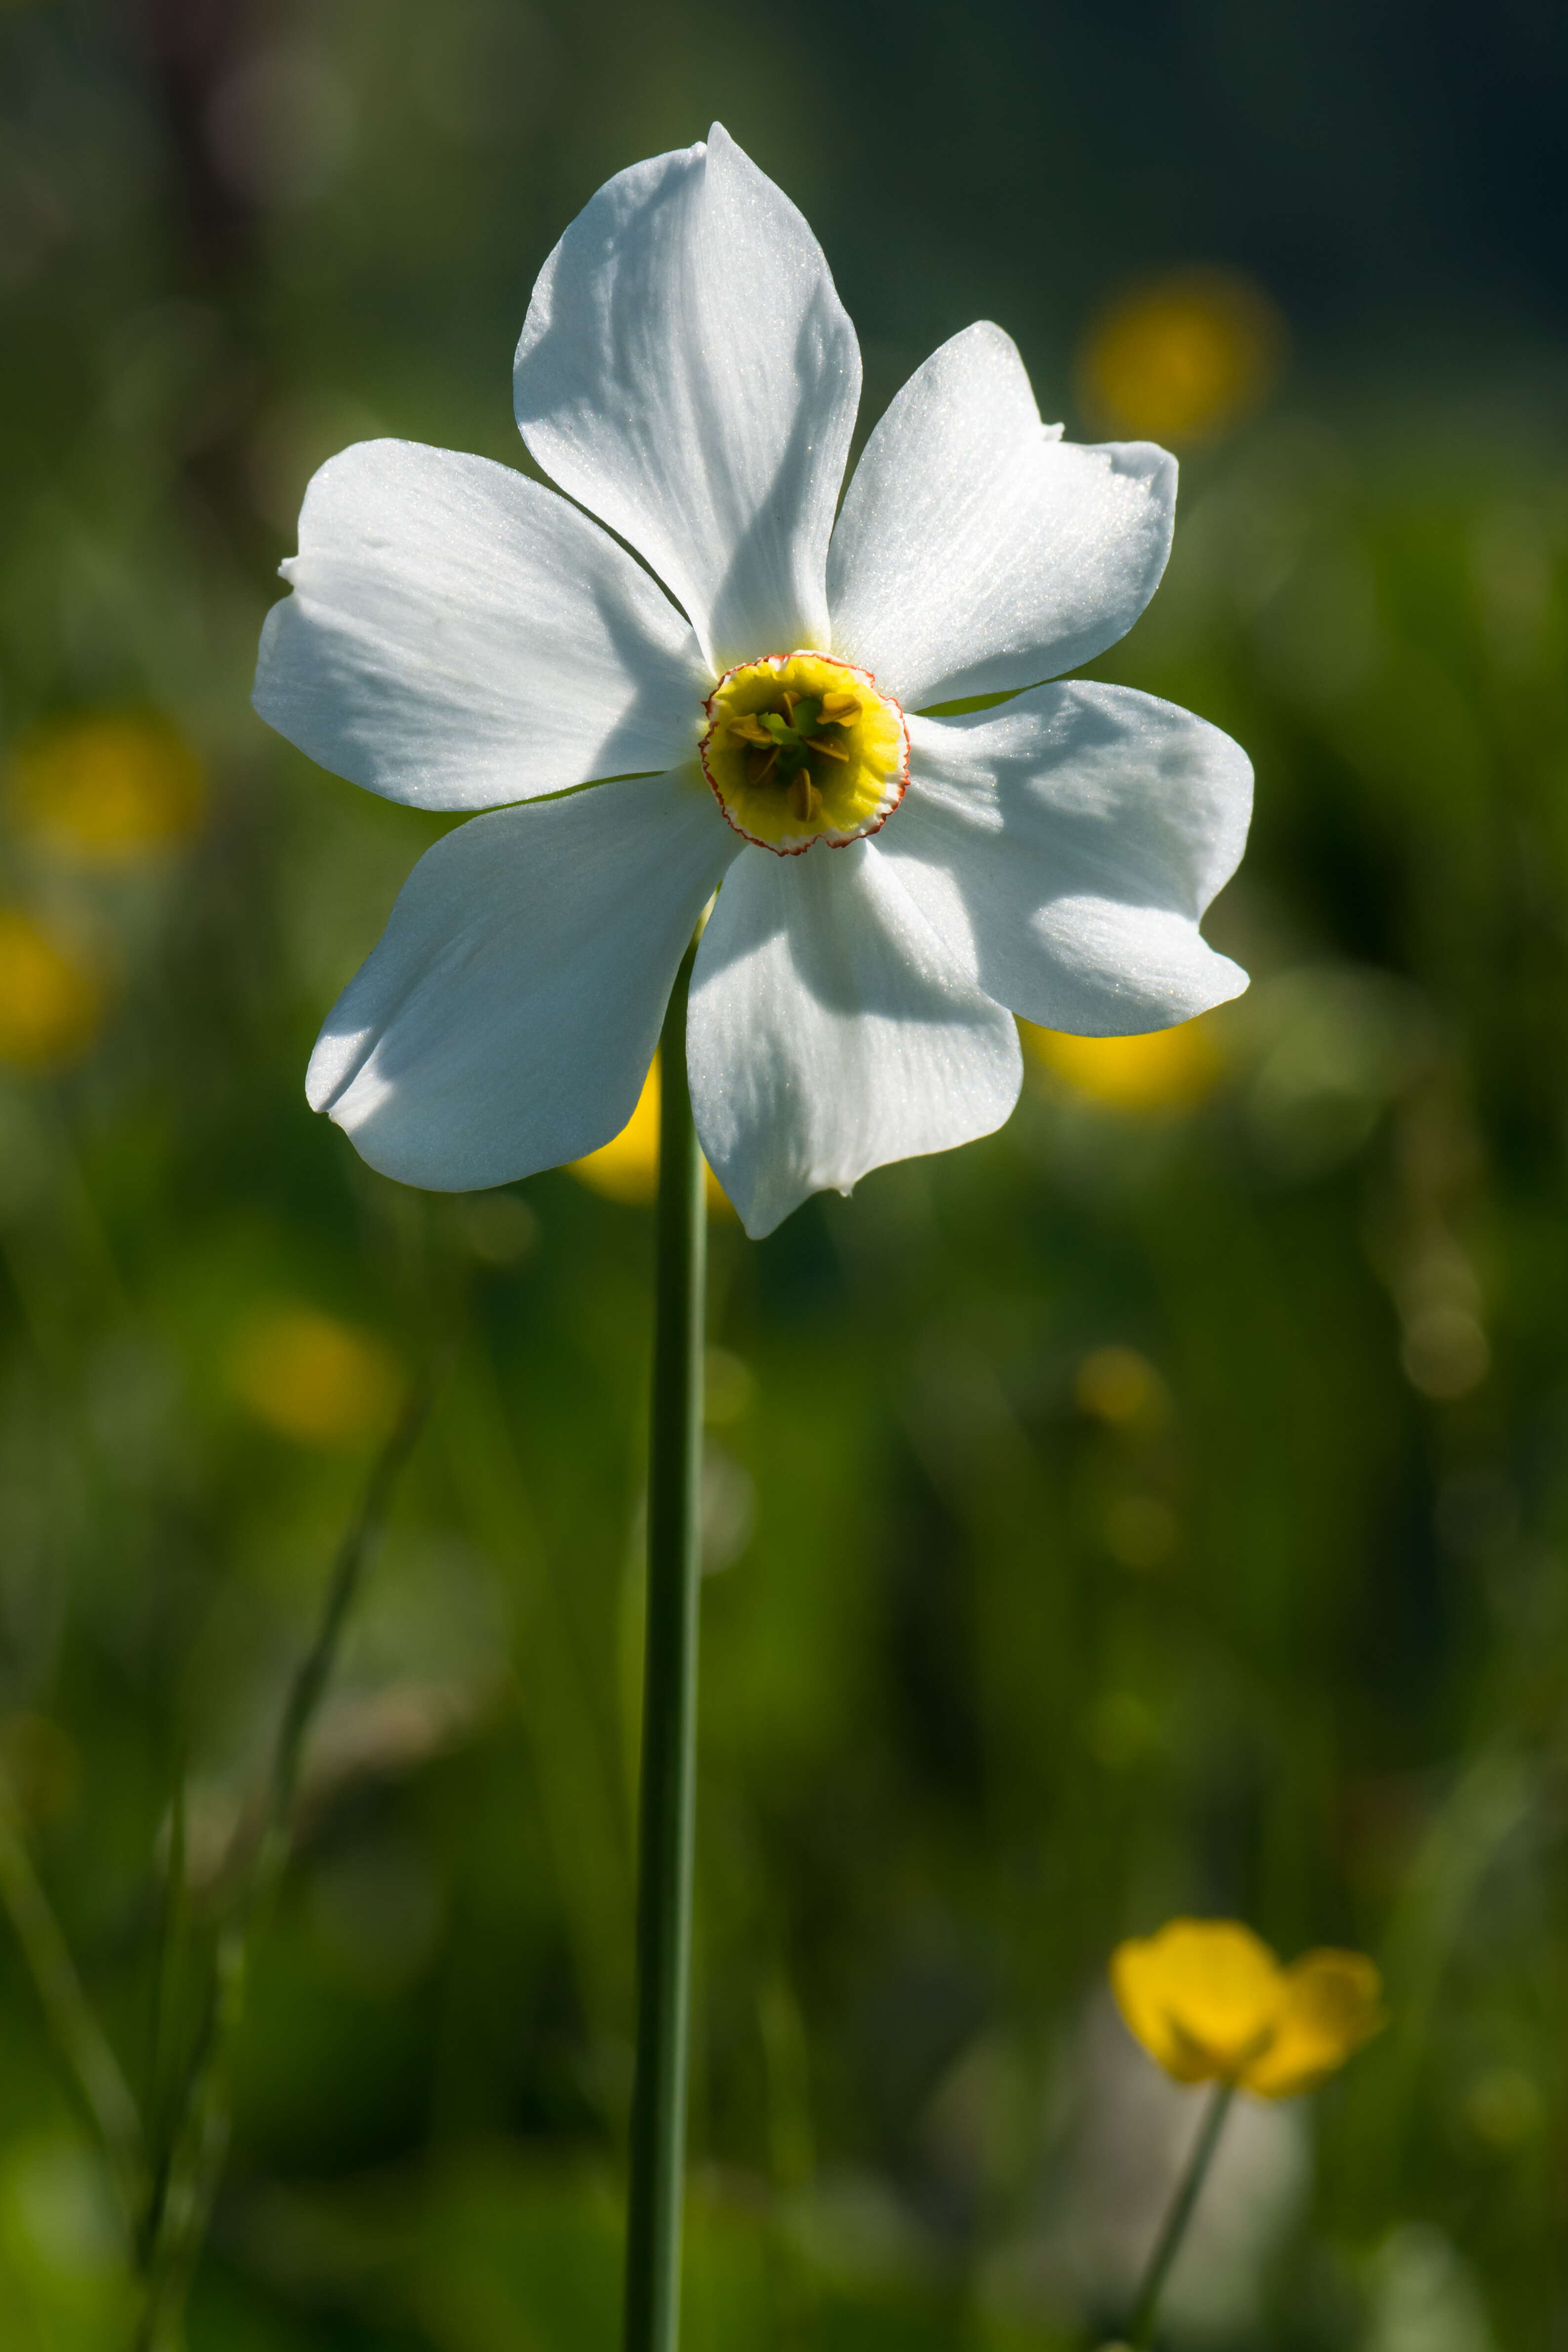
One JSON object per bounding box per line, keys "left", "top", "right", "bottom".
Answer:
{"left": 688, "top": 841, "right": 1021, "bottom": 1238}
{"left": 308, "top": 770, "right": 737, "bottom": 1187}
{"left": 879, "top": 687, "right": 1250, "bottom": 1034}
{"left": 827, "top": 323, "right": 1175, "bottom": 708}
{"left": 254, "top": 440, "right": 710, "bottom": 811}
{"left": 515, "top": 124, "right": 860, "bottom": 677}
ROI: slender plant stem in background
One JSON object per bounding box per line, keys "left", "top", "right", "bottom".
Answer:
{"left": 136, "top": 1375, "right": 434, "bottom": 2351}
{"left": 624, "top": 936, "right": 707, "bottom": 2352}
{"left": 140, "top": 1763, "right": 188, "bottom": 2264}
{"left": 0, "top": 1789, "right": 147, "bottom": 2233}
{"left": 1124, "top": 2079, "right": 1236, "bottom": 2349}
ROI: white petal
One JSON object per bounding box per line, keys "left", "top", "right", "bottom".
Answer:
{"left": 688, "top": 840, "right": 1021, "bottom": 1238}
{"left": 307, "top": 770, "right": 737, "bottom": 1188}
{"left": 254, "top": 440, "right": 709, "bottom": 811}
{"left": 827, "top": 322, "right": 1175, "bottom": 709}
{"left": 514, "top": 124, "right": 860, "bottom": 677}
{"left": 876, "top": 685, "right": 1252, "bottom": 1034}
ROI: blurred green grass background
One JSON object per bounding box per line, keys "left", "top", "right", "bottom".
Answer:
{"left": 2, "top": 0, "right": 1567, "bottom": 2344}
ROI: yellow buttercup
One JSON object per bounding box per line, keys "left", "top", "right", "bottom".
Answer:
{"left": 1111, "top": 1917, "right": 1385, "bottom": 2098}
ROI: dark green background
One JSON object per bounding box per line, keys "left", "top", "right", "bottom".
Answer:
{"left": 1, "top": 0, "right": 1566, "bottom": 2344}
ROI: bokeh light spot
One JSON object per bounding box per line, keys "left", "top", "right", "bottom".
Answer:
{"left": 227, "top": 1305, "right": 402, "bottom": 1449}
{"left": 703, "top": 1348, "right": 755, "bottom": 1426}
{"left": 1085, "top": 1689, "right": 1160, "bottom": 1768}
{"left": 1463, "top": 2065, "right": 1543, "bottom": 2149}
{"left": 1401, "top": 1305, "right": 1490, "bottom": 1400}
{"left": 0, "top": 911, "right": 103, "bottom": 1069}
{"left": 1076, "top": 1344, "right": 1169, "bottom": 1430}
{"left": 9, "top": 711, "right": 206, "bottom": 863}
{"left": 1078, "top": 268, "right": 1285, "bottom": 446}
{"left": 460, "top": 1190, "right": 539, "bottom": 1267}
{"left": 1022, "top": 1016, "right": 1225, "bottom": 1112}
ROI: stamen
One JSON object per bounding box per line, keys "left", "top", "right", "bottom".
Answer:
{"left": 788, "top": 770, "right": 821, "bottom": 823}
{"left": 806, "top": 735, "right": 849, "bottom": 762}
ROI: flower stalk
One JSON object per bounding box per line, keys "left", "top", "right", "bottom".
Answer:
{"left": 624, "top": 935, "right": 707, "bottom": 2352}
{"left": 1124, "top": 2079, "right": 1235, "bottom": 2349}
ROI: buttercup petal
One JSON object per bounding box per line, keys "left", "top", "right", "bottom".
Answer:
{"left": 1242, "top": 1950, "right": 1386, "bottom": 2098}
{"left": 514, "top": 124, "right": 860, "bottom": 677}
{"left": 827, "top": 322, "right": 1175, "bottom": 709}
{"left": 254, "top": 442, "right": 709, "bottom": 811}
{"left": 1111, "top": 1921, "right": 1284, "bottom": 2083}
{"left": 688, "top": 842, "right": 1020, "bottom": 1238}
{"left": 307, "top": 771, "right": 737, "bottom": 1188}
{"left": 878, "top": 685, "right": 1251, "bottom": 1034}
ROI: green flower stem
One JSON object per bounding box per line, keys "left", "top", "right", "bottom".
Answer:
{"left": 1124, "top": 2079, "right": 1236, "bottom": 2350}
{"left": 0, "top": 1789, "right": 147, "bottom": 2234}
{"left": 624, "top": 935, "right": 707, "bottom": 2352}
{"left": 136, "top": 1374, "right": 433, "bottom": 2351}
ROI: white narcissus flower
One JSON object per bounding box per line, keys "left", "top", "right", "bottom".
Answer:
{"left": 254, "top": 125, "right": 1252, "bottom": 1239}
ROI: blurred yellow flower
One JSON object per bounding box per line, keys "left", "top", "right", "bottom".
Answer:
{"left": 568, "top": 1056, "right": 730, "bottom": 1212}
{"left": 1021, "top": 1016, "right": 1224, "bottom": 1112}
{"left": 0, "top": 910, "right": 103, "bottom": 1069}
{"left": 1078, "top": 268, "right": 1284, "bottom": 446}
{"left": 1076, "top": 1343, "right": 1168, "bottom": 1428}
{"left": 1111, "top": 1918, "right": 1385, "bottom": 2098}
{"left": 9, "top": 711, "right": 206, "bottom": 863}
{"left": 227, "top": 1306, "right": 402, "bottom": 1449}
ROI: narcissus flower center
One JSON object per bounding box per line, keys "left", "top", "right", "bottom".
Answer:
{"left": 700, "top": 651, "right": 907, "bottom": 855}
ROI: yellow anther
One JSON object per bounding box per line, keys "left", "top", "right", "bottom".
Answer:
{"left": 731, "top": 714, "right": 774, "bottom": 746}
{"left": 806, "top": 734, "right": 849, "bottom": 762}
{"left": 788, "top": 770, "right": 821, "bottom": 823}
{"left": 817, "top": 690, "right": 860, "bottom": 724}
